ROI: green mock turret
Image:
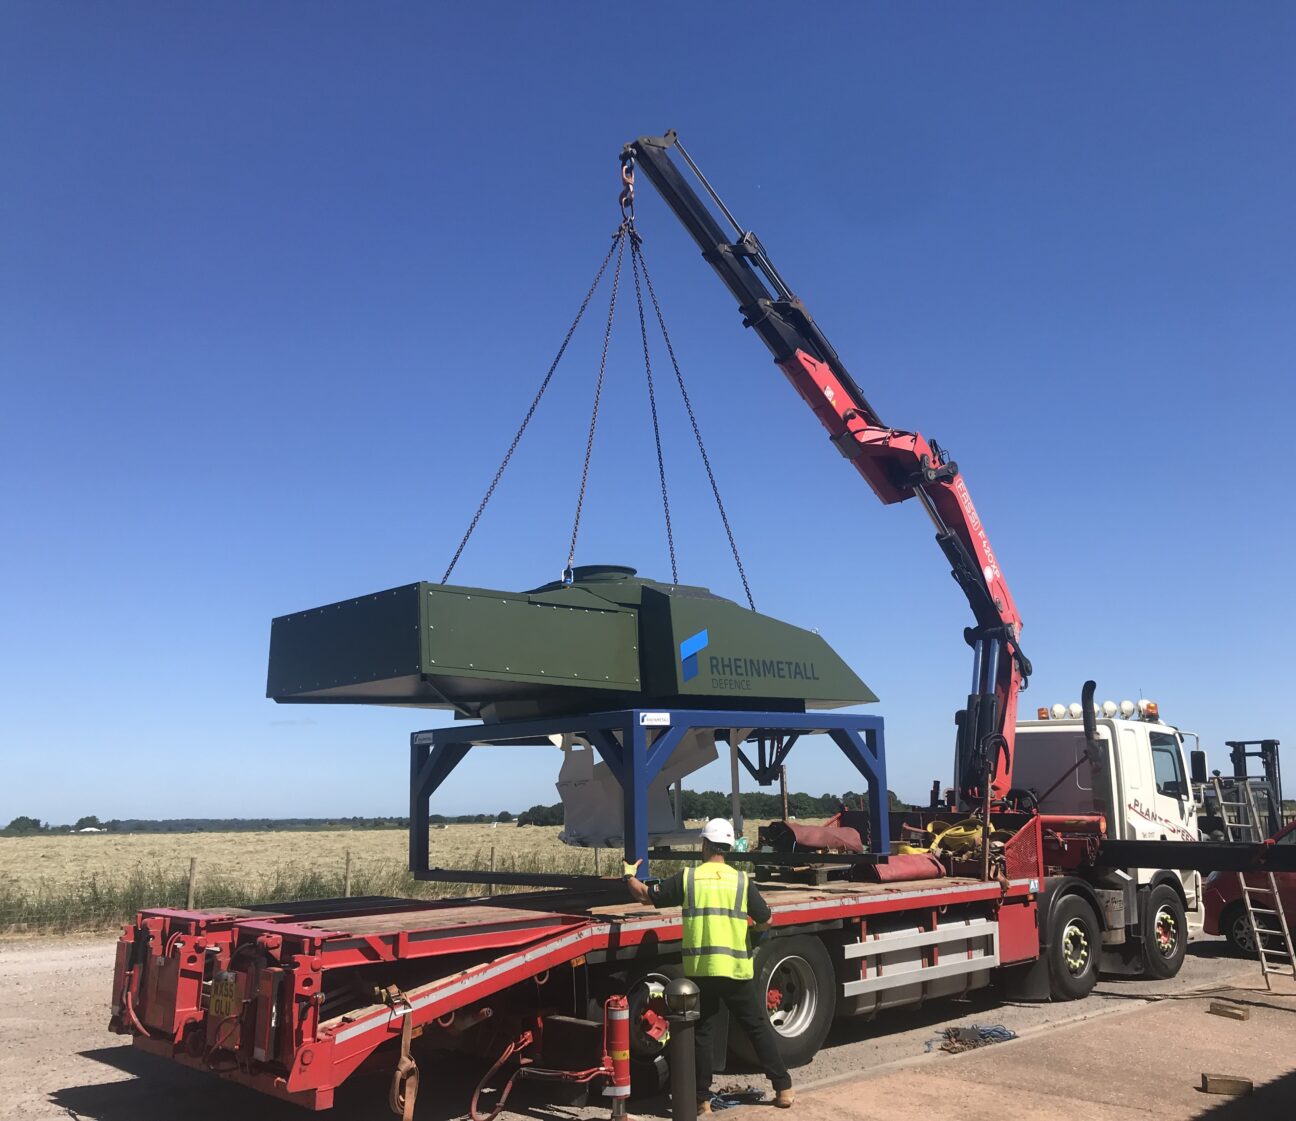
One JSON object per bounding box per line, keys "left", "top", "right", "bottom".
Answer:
{"left": 268, "top": 564, "right": 875, "bottom": 722}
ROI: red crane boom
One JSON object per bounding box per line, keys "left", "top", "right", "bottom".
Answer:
{"left": 622, "top": 130, "right": 1032, "bottom": 806}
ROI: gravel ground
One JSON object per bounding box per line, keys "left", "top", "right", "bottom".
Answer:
{"left": 0, "top": 922, "right": 1264, "bottom": 1121}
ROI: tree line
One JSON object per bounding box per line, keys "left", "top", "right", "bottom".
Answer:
{"left": 3, "top": 790, "right": 903, "bottom": 836}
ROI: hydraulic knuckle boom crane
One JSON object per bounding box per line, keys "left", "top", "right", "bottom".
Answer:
{"left": 622, "top": 130, "right": 1032, "bottom": 808}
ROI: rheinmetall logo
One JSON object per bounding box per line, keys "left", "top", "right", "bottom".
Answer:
{"left": 679, "top": 629, "right": 709, "bottom": 681}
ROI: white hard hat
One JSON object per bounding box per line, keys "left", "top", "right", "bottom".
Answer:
{"left": 701, "top": 818, "right": 735, "bottom": 846}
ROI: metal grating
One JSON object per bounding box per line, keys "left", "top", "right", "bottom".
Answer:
{"left": 1003, "top": 816, "right": 1042, "bottom": 881}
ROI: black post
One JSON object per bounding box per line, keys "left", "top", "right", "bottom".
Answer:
{"left": 665, "top": 978, "right": 701, "bottom": 1121}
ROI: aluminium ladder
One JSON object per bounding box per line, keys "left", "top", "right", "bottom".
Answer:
{"left": 1211, "top": 776, "right": 1295, "bottom": 987}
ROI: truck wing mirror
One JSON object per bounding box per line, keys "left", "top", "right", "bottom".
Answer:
{"left": 1190, "top": 750, "right": 1208, "bottom": 785}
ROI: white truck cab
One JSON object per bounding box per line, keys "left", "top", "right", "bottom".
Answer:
{"left": 1015, "top": 698, "right": 1201, "bottom": 911}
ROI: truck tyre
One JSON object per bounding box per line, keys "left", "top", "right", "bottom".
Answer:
{"left": 1142, "top": 885, "right": 1187, "bottom": 978}
{"left": 729, "top": 935, "right": 835, "bottom": 1069}
{"left": 1047, "top": 895, "right": 1100, "bottom": 1000}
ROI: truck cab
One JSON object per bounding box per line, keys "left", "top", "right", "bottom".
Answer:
{"left": 1014, "top": 698, "right": 1201, "bottom": 913}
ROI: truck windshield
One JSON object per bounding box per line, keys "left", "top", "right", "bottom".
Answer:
{"left": 1013, "top": 729, "right": 1104, "bottom": 814}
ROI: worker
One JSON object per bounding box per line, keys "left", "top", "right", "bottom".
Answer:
{"left": 625, "top": 819, "right": 794, "bottom": 1112}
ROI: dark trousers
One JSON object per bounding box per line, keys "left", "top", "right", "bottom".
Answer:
{"left": 693, "top": 976, "right": 792, "bottom": 1097}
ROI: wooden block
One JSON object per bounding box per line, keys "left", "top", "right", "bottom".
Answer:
{"left": 1201, "top": 1073, "right": 1253, "bottom": 1096}
{"left": 1207, "top": 1001, "right": 1251, "bottom": 1021}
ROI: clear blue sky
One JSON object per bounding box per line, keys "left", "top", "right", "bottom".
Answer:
{"left": 2, "top": 4, "right": 1292, "bottom": 825}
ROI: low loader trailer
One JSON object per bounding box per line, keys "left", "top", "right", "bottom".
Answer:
{"left": 109, "top": 718, "right": 1042, "bottom": 1114}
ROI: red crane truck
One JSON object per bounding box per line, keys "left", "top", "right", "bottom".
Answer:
{"left": 108, "top": 132, "right": 1295, "bottom": 1117}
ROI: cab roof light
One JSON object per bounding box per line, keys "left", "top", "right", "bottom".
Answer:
{"left": 1037, "top": 707, "right": 1050, "bottom": 720}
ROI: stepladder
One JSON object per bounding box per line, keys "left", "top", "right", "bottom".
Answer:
{"left": 1211, "top": 776, "right": 1295, "bottom": 987}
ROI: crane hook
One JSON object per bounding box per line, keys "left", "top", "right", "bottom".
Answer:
{"left": 619, "top": 157, "right": 635, "bottom": 220}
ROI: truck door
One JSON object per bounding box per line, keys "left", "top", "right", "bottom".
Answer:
{"left": 1149, "top": 733, "right": 1195, "bottom": 839}
{"left": 1149, "top": 730, "right": 1200, "bottom": 908}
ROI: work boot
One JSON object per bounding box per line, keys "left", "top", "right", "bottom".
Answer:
{"left": 774, "top": 1087, "right": 796, "bottom": 1108}
{"left": 697, "top": 1097, "right": 713, "bottom": 1114}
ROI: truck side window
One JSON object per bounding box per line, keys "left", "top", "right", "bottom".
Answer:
{"left": 1150, "top": 733, "right": 1186, "bottom": 798}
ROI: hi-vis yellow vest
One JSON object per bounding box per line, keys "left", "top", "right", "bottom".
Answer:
{"left": 682, "top": 863, "right": 752, "bottom": 980}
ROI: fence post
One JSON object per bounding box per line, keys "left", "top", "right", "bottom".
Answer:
{"left": 594, "top": 846, "right": 601, "bottom": 876}
{"left": 186, "top": 857, "right": 197, "bottom": 910}
{"left": 489, "top": 846, "right": 495, "bottom": 897}
{"left": 343, "top": 849, "right": 353, "bottom": 898}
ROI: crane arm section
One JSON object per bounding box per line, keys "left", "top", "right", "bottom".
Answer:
{"left": 623, "top": 130, "right": 1031, "bottom": 805}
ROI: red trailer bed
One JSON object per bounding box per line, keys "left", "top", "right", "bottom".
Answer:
{"left": 112, "top": 826, "right": 1043, "bottom": 1112}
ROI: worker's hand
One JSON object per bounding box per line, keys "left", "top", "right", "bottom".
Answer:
{"left": 622, "top": 858, "right": 642, "bottom": 878}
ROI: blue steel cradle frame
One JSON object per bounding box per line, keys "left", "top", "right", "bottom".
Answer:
{"left": 409, "top": 708, "right": 887, "bottom": 888}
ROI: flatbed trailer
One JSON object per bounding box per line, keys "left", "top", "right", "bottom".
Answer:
{"left": 111, "top": 830, "right": 1044, "bottom": 1111}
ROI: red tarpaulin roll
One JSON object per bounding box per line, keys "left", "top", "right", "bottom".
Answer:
{"left": 869, "top": 853, "right": 944, "bottom": 882}
{"left": 759, "top": 821, "right": 863, "bottom": 853}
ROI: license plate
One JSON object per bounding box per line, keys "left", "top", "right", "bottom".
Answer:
{"left": 209, "top": 979, "right": 238, "bottom": 1019}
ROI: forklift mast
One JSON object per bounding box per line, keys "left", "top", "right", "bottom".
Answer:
{"left": 1228, "top": 738, "right": 1283, "bottom": 804}
{"left": 622, "top": 130, "right": 1031, "bottom": 806}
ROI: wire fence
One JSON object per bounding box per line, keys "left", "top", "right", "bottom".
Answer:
{"left": 0, "top": 846, "right": 626, "bottom": 936}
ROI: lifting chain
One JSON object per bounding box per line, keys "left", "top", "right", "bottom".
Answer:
{"left": 440, "top": 233, "right": 623, "bottom": 584}
{"left": 443, "top": 154, "right": 756, "bottom": 611}
{"left": 630, "top": 237, "right": 677, "bottom": 585}
{"left": 634, "top": 242, "right": 756, "bottom": 609}
{"left": 563, "top": 225, "right": 627, "bottom": 583}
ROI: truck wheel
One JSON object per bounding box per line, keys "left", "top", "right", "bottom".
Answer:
{"left": 730, "top": 935, "right": 834, "bottom": 1069}
{"left": 1142, "top": 885, "right": 1187, "bottom": 979}
{"left": 1047, "top": 895, "right": 1099, "bottom": 1000}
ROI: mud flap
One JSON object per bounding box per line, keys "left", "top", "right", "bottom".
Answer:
{"left": 1000, "top": 956, "right": 1050, "bottom": 1001}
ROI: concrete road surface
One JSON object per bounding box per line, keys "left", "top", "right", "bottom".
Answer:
{"left": 1, "top": 927, "right": 1289, "bottom": 1120}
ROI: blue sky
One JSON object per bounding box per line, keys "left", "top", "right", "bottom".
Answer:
{"left": 2, "top": 4, "right": 1292, "bottom": 824}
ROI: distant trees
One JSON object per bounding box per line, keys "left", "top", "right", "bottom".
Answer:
{"left": 516, "top": 804, "right": 564, "bottom": 827}
{"left": 0, "top": 789, "right": 913, "bottom": 838}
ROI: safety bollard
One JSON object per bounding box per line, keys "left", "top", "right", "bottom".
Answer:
{"left": 604, "top": 995, "right": 632, "bottom": 1119}
{"left": 664, "top": 978, "right": 701, "bottom": 1121}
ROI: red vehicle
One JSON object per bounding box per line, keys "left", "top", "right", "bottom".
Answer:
{"left": 1203, "top": 819, "right": 1296, "bottom": 952}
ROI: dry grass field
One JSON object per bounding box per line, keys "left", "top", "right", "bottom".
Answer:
{"left": 0, "top": 820, "right": 773, "bottom": 935}
{"left": 0, "top": 824, "right": 569, "bottom": 892}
